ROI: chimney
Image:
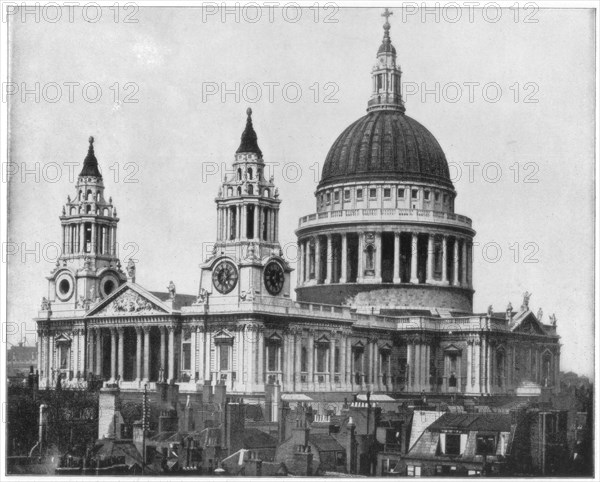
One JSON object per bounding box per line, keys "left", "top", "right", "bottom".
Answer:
{"left": 293, "top": 444, "right": 313, "bottom": 476}
{"left": 246, "top": 456, "right": 263, "bottom": 476}
{"left": 279, "top": 401, "right": 290, "bottom": 443}
{"left": 265, "top": 380, "right": 281, "bottom": 422}
{"left": 347, "top": 417, "right": 357, "bottom": 474}
{"left": 213, "top": 380, "right": 226, "bottom": 407}
{"left": 291, "top": 417, "right": 310, "bottom": 447}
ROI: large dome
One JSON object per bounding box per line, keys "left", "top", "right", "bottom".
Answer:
{"left": 319, "top": 110, "right": 453, "bottom": 190}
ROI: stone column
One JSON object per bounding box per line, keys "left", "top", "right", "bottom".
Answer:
{"left": 473, "top": 339, "right": 481, "bottom": 393}
{"left": 135, "top": 327, "right": 143, "bottom": 383}
{"left": 346, "top": 337, "right": 353, "bottom": 389}
{"left": 295, "top": 330, "right": 302, "bottom": 389}
{"left": 315, "top": 237, "right": 322, "bottom": 283}
{"left": 79, "top": 223, "right": 85, "bottom": 254}
{"left": 453, "top": 239, "right": 460, "bottom": 286}
{"left": 340, "top": 233, "right": 348, "bottom": 283}
{"left": 374, "top": 232, "right": 382, "bottom": 282}
{"left": 253, "top": 204, "right": 259, "bottom": 240}
{"left": 198, "top": 327, "right": 205, "bottom": 383}
{"left": 117, "top": 328, "right": 124, "bottom": 382}
{"left": 413, "top": 343, "right": 421, "bottom": 391}
{"left": 393, "top": 232, "right": 401, "bottom": 283}
{"left": 466, "top": 340, "right": 473, "bottom": 393}
{"left": 426, "top": 234, "right": 434, "bottom": 283}
{"left": 110, "top": 328, "right": 117, "bottom": 382}
{"left": 160, "top": 327, "right": 166, "bottom": 381}
{"left": 274, "top": 210, "right": 279, "bottom": 242}
{"left": 329, "top": 336, "right": 336, "bottom": 388}
{"left": 441, "top": 235, "right": 448, "bottom": 285}
{"left": 91, "top": 223, "right": 96, "bottom": 254}
{"left": 357, "top": 234, "right": 364, "bottom": 283}
{"left": 406, "top": 342, "right": 413, "bottom": 391}
{"left": 298, "top": 241, "right": 304, "bottom": 286}
{"left": 143, "top": 327, "right": 150, "bottom": 382}
{"left": 37, "top": 331, "right": 43, "bottom": 377}
{"left": 307, "top": 331, "right": 315, "bottom": 390}
{"left": 462, "top": 240, "right": 468, "bottom": 287}
{"left": 325, "top": 234, "right": 333, "bottom": 284}
{"left": 190, "top": 327, "right": 197, "bottom": 380}
{"left": 257, "top": 327, "right": 264, "bottom": 387}
{"left": 340, "top": 333, "right": 347, "bottom": 390}
{"left": 168, "top": 326, "right": 175, "bottom": 382}
{"left": 96, "top": 329, "right": 103, "bottom": 377}
{"left": 423, "top": 343, "right": 431, "bottom": 392}
{"left": 410, "top": 233, "right": 419, "bottom": 283}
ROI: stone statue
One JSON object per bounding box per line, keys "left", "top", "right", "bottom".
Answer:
{"left": 487, "top": 305, "right": 493, "bottom": 316}
{"left": 126, "top": 259, "right": 136, "bottom": 280}
{"left": 167, "top": 281, "right": 176, "bottom": 299}
{"left": 274, "top": 187, "right": 279, "bottom": 198}
{"left": 521, "top": 291, "right": 531, "bottom": 311}
{"left": 196, "top": 287, "right": 209, "bottom": 305}
{"left": 536, "top": 308, "right": 543, "bottom": 322}
{"left": 62, "top": 206, "right": 66, "bottom": 215}
{"left": 83, "top": 257, "right": 92, "bottom": 270}
{"left": 41, "top": 297, "right": 51, "bottom": 311}
{"left": 218, "top": 186, "right": 223, "bottom": 198}
{"left": 67, "top": 195, "right": 71, "bottom": 203}
{"left": 549, "top": 313, "right": 557, "bottom": 327}
{"left": 269, "top": 174, "right": 274, "bottom": 184}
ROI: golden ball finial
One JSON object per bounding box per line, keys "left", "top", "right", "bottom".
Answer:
{"left": 89, "top": 136, "right": 94, "bottom": 144}
{"left": 246, "top": 107, "right": 252, "bottom": 117}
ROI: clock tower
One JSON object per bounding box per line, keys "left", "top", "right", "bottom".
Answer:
{"left": 47, "top": 136, "right": 126, "bottom": 312}
{"left": 198, "top": 109, "right": 292, "bottom": 303}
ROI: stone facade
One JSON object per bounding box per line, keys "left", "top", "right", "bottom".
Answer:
{"left": 35, "top": 16, "right": 560, "bottom": 402}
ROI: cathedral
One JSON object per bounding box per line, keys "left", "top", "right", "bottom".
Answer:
{"left": 35, "top": 14, "right": 560, "bottom": 402}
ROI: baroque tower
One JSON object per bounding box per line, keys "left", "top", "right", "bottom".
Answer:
{"left": 199, "top": 109, "right": 292, "bottom": 301}
{"left": 47, "top": 137, "right": 126, "bottom": 311}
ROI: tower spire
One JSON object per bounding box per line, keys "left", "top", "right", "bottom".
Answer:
{"left": 236, "top": 107, "right": 262, "bottom": 157}
{"left": 367, "top": 8, "right": 405, "bottom": 113}
{"left": 79, "top": 135, "right": 102, "bottom": 178}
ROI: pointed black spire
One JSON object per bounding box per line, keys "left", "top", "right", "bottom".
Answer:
{"left": 79, "top": 136, "right": 102, "bottom": 178}
{"left": 236, "top": 108, "right": 262, "bottom": 157}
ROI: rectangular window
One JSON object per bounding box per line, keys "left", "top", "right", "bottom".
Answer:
{"left": 424, "top": 190, "right": 430, "bottom": 201}
{"left": 398, "top": 188, "right": 405, "bottom": 198}
{"left": 344, "top": 189, "right": 350, "bottom": 201}
{"left": 334, "top": 191, "right": 340, "bottom": 203}
{"left": 267, "top": 344, "right": 279, "bottom": 371}
{"left": 445, "top": 434, "right": 461, "bottom": 455}
{"left": 369, "top": 188, "right": 377, "bottom": 199}
{"left": 182, "top": 343, "right": 191, "bottom": 370}
{"left": 316, "top": 345, "right": 327, "bottom": 372}
{"left": 357, "top": 189, "right": 363, "bottom": 200}
{"left": 384, "top": 188, "right": 391, "bottom": 198}
{"left": 443, "top": 194, "right": 448, "bottom": 203}
{"left": 435, "top": 192, "right": 440, "bottom": 201}
{"left": 219, "top": 345, "right": 230, "bottom": 371}
{"left": 326, "top": 192, "right": 331, "bottom": 205}
{"left": 412, "top": 189, "right": 419, "bottom": 199}
{"left": 475, "top": 435, "right": 496, "bottom": 455}
{"left": 335, "top": 346, "right": 340, "bottom": 372}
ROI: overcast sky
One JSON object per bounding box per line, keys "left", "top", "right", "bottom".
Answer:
{"left": 6, "top": 6, "right": 595, "bottom": 377}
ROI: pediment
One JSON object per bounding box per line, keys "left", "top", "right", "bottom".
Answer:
{"left": 315, "top": 334, "right": 330, "bottom": 345}
{"left": 444, "top": 344, "right": 461, "bottom": 353}
{"left": 55, "top": 333, "right": 72, "bottom": 344}
{"left": 86, "top": 284, "right": 170, "bottom": 317}
{"left": 214, "top": 329, "right": 234, "bottom": 343}
{"left": 511, "top": 311, "right": 546, "bottom": 335}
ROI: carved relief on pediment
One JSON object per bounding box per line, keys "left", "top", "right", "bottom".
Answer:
{"left": 97, "top": 290, "right": 165, "bottom": 316}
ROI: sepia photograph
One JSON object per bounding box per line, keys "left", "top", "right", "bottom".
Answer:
{"left": 0, "top": 1, "right": 597, "bottom": 479}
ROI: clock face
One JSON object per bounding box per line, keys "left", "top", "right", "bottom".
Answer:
{"left": 212, "top": 260, "right": 238, "bottom": 294}
{"left": 264, "top": 261, "right": 285, "bottom": 295}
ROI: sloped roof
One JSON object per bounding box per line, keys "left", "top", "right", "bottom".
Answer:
{"left": 234, "top": 428, "right": 277, "bottom": 449}
{"left": 309, "top": 433, "right": 344, "bottom": 452}
{"left": 428, "top": 413, "right": 511, "bottom": 432}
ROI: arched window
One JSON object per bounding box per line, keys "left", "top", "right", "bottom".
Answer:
{"left": 86, "top": 189, "right": 93, "bottom": 201}
{"left": 86, "top": 204, "right": 92, "bottom": 214}
{"left": 96, "top": 192, "right": 100, "bottom": 202}
{"left": 237, "top": 187, "right": 242, "bottom": 196}
{"left": 237, "top": 168, "right": 242, "bottom": 181}
{"left": 227, "top": 187, "right": 233, "bottom": 197}
{"left": 248, "top": 184, "right": 254, "bottom": 195}
{"left": 248, "top": 167, "right": 253, "bottom": 180}
{"left": 263, "top": 189, "right": 270, "bottom": 197}
{"left": 542, "top": 353, "right": 552, "bottom": 387}
{"left": 78, "top": 190, "right": 83, "bottom": 200}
